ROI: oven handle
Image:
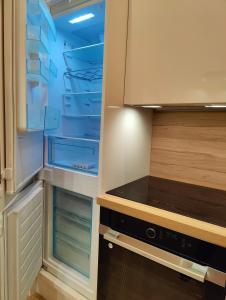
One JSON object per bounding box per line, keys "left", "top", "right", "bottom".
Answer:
{"left": 102, "top": 227, "right": 226, "bottom": 287}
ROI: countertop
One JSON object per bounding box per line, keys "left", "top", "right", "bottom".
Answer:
{"left": 97, "top": 176, "right": 226, "bottom": 248}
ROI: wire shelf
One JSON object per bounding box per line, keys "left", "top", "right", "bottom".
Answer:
{"left": 64, "top": 66, "right": 103, "bottom": 82}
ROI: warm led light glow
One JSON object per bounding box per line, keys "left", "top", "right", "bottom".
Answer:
{"left": 69, "top": 13, "right": 95, "bottom": 24}
{"left": 107, "top": 106, "right": 121, "bottom": 109}
{"left": 205, "top": 104, "right": 226, "bottom": 108}
{"left": 141, "top": 105, "right": 162, "bottom": 108}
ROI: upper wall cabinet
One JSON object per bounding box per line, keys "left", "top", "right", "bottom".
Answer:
{"left": 124, "top": 0, "right": 226, "bottom": 106}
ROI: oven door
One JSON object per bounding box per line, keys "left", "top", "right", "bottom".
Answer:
{"left": 98, "top": 227, "right": 226, "bottom": 300}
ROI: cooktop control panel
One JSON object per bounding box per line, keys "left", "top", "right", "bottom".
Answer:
{"left": 100, "top": 207, "right": 226, "bottom": 273}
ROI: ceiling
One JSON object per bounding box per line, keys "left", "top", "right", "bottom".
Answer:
{"left": 46, "top": 0, "right": 65, "bottom": 7}
{"left": 54, "top": 1, "right": 105, "bottom": 43}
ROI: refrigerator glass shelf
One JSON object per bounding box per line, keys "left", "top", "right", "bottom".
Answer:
{"left": 62, "top": 115, "right": 101, "bottom": 118}
{"left": 63, "top": 91, "right": 102, "bottom": 97}
{"left": 45, "top": 134, "right": 100, "bottom": 144}
{"left": 27, "top": 24, "right": 49, "bottom": 55}
{"left": 55, "top": 207, "right": 92, "bottom": 229}
{"left": 63, "top": 92, "right": 102, "bottom": 117}
{"left": 54, "top": 187, "right": 92, "bottom": 220}
{"left": 54, "top": 231, "right": 90, "bottom": 255}
{"left": 63, "top": 43, "right": 104, "bottom": 70}
{"left": 27, "top": 0, "right": 56, "bottom": 41}
{"left": 48, "top": 136, "right": 99, "bottom": 175}
{"left": 61, "top": 115, "right": 101, "bottom": 140}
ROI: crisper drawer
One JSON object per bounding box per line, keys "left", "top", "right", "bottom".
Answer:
{"left": 98, "top": 236, "right": 226, "bottom": 300}
{"left": 53, "top": 187, "right": 92, "bottom": 277}
{"left": 48, "top": 136, "right": 99, "bottom": 175}
{"left": 54, "top": 209, "right": 91, "bottom": 250}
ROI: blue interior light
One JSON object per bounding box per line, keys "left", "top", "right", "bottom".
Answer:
{"left": 69, "top": 13, "right": 95, "bottom": 24}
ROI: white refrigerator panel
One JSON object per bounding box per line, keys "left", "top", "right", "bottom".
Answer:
{"left": 16, "top": 132, "right": 44, "bottom": 191}
{"left": 6, "top": 182, "right": 44, "bottom": 300}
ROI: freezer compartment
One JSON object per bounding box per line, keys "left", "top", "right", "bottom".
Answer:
{"left": 53, "top": 187, "right": 92, "bottom": 277}
{"left": 63, "top": 92, "right": 102, "bottom": 116}
{"left": 54, "top": 233, "right": 90, "bottom": 277}
{"left": 48, "top": 136, "right": 99, "bottom": 175}
{"left": 62, "top": 115, "right": 101, "bottom": 140}
{"left": 55, "top": 209, "right": 91, "bottom": 250}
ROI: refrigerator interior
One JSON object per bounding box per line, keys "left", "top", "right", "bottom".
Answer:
{"left": 26, "top": 0, "right": 105, "bottom": 176}
{"left": 45, "top": 1, "right": 105, "bottom": 175}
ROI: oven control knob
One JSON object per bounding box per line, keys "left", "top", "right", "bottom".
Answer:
{"left": 145, "top": 227, "right": 157, "bottom": 239}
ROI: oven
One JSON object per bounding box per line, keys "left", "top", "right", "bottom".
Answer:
{"left": 98, "top": 208, "right": 226, "bottom": 300}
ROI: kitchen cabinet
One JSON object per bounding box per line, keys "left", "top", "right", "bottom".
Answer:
{"left": 124, "top": 0, "right": 226, "bottom": 106}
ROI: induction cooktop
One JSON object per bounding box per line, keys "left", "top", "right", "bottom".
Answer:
{"left": 107, "top": 176, "right": 226, "bottom": 227}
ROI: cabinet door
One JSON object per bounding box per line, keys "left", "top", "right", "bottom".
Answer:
{"left": 3, "top": 0, "right": 59, "bottom": 194}
{"left": 0, "top": 0, "right": 5, "bottom": 199}
{"left": 125, "top": 0, "right": 226, "bottom": 105}
{"left": 6, "top": 181, "right": 44, "bottom": 300}
{"left": 103, "top": 0, "right": 128, "bottom": 107}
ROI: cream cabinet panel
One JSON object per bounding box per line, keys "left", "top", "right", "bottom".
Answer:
{"left": 104, "top": 0, "right": 128, "bottom": 107}
{"left": 125, "top": 0, "right": 226, "bottom": 105}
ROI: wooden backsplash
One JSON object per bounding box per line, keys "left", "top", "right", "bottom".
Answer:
{"left": 150, "top": 112, "right": 226, "bottom": 191}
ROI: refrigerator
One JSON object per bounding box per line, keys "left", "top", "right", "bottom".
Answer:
{"left": 0, "top": 0, "right": 108, "bottom": 299}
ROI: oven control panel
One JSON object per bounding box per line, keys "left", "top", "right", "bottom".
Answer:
{"left": 100, "top": 207, "right": 226, "bottom": 272}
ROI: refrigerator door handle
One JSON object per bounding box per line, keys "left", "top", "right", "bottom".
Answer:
{"left": 103, "top": 228, "right": 209, "bottom": 283}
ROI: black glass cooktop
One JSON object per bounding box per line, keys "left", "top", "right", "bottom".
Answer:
{"left": 107, "top": 176, "right": 226, "bottom": 227}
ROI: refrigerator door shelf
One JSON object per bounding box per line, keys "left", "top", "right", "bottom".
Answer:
{"left": 27, "top": 0, "right": 56, "bottom": 41}
{"left": 27, "top": 24, "right": 49, "bottom": 55}
{"left": 27, "top": 58, "right": 49, "bottom": 82}
{"left": 50, "top": 60, "right": 58, "bottom": 78}
{"left": 26, "top": 79, "right": 47, "bottom": 130}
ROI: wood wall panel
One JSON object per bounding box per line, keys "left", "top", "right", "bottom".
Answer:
{"left": 150, "top": 112, "right": 226, "bottom": 190}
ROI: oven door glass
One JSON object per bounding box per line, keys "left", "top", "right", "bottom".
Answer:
{"left": 98, "top": 237, "right": 225, "bottom": 300}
